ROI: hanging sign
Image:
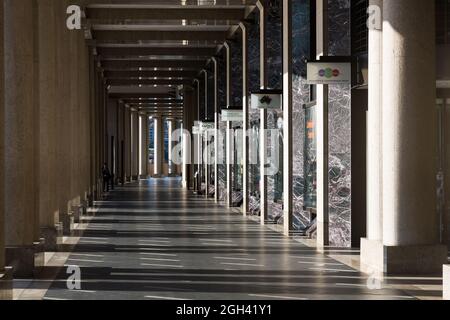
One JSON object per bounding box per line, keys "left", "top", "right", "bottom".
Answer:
{"left": 306, "top": 62, "right": 351, "bottom": 84}
{"left": 221, "top": 106, "right": 243, "bottom": 122}
{"left": 250, "top": 90, "right": 282, "bottom": 110}
{"left": 200, "top": 121, "right": 215, "bottom": 132}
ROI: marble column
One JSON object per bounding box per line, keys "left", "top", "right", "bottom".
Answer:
{"left": 193, "top": 87, "right": 200, "bottom": 190}
{"left": 154, "top": 116, "right": 163, "bottom": 177}
{"left": 38, "top": 0, "right": 61, "bottom": 250}
{"left": 361, "top": 0, "right": 384, "bottom": 267}
{"left": 4, "top": 0, "right": 42, "bottom": 277}
{"left": 371, "top": 0, "right": 446, "bottom": 274}
{"left": 257, "top": 1, "right": 268, "bottom": 224}
{"left": 240, "top": 22, "right": 249, "bottom": 216}
{"left": 224, "top": 42, "right": 233, "bottom": 208}
{"left": 212, "top": 58, "right": 220, "bottom": 202}
{"left": 202, "top": 70, "right": 209, "bottom": 197}
{"left": 282, "top": 0, "right": 293, "bottom": 235}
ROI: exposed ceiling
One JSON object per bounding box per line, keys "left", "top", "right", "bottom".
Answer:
{"left": 83, "top": 0, "right": 257, "bottom": 119}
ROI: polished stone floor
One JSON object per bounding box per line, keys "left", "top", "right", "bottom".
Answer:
{"left": 20, "top": 178, "right": 438, "bottom": 300}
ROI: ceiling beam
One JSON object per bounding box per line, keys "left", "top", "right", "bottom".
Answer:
{"left": 122, "top": 98, "right": 184, "bottom": 103}
{"left": 104, "top": 70, "right": 198, "bottom": 78}
{"left": 108, "top": 93, "right": 177, "bottom": 99}
{"left": 97, "top": 47, "right": 217, "bottom": 58}
{"left": 101, "top": 59, "right": 206, "bottom": 70}
{"left": 86, "top": 7, "right": 247, "bottom": 21}
{"left": 107, "top": 79, "right": 191, "bottom": 86}
{"left": 93, "top": 30, "right": 228, "bottom": 42}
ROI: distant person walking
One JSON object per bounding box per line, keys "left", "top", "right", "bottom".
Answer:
{"left": 102, "top": 163, "right": 111, "bottom": 193}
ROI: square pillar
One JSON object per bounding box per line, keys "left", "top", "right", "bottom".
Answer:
{"left": 444, "top": 265, "right": 450, "bottom": 300}
{"left": 282, "top": 0, "right": 293, "bottom": 235}
{"left": 153, "top": 116, "right": 163, "bottom": 177}
{"left": 315, "top": 0, "right": 329, "bottom": 247}
{"left": 139, "top": 114, "right": 149, "bottom": 179}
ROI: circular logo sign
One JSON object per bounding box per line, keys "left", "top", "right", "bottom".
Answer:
{"left": 318, "top": 68, "right": 341, "bottom": 79}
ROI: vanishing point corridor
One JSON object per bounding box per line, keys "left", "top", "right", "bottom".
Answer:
{"left": 1, "top": 0, "right": 450, "bottom": 304}
{"left": 19, "top": 178, "right": 422, "bottom": 301}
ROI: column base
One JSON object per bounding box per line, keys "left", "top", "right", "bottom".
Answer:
{"left": 71, "top": 205, "right": 83, "bottom": 224}
{"left": 360, "top": 238, "right": 448, "bottom": 275}
{"left": 40, "top": 224, "right": 63, "bottom": 252}
{"left": 5, "top": 239, "right": 45, "bottom": 278}
{"left": 61, "top": 211, "right": 74, "bottom": 236}
{"left": 139, "top": 174, "right": 148, "bottom": 179}
{"left": 0, "top": 267, "right": 13, "bottom": 300}
{"left": 444, "top": 265, "right": 450, "bottom": 300}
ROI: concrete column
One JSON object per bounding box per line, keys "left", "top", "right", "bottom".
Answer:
{"left": 0, "top": 0, "right": 4, "bottom": 274}
{"left": 224, "top": 42, "right": 233, "bottom": 207}
{"left": 282, "top": 0, "right": 293, "bottom": 235}
{"left": 316, "top": 0, "right": 329, "bottom": 247}
{"left": 240, "top": 23, "right": 249, "bottom": 216}
{"left": 361, "top": 0, "right": 384, "bottom": 267}
{"left": 168, "top": 119, "right": 176, "bottom": 176}
{"left": 81, "top": 33, "right": 91, "bottom": 204}
{"left": 4, "top": 0, "right": 42, "bottom": 277}
{"left": 124, "top": 105, "right": 131, "bottom": 181}
{"left": 444, "top": 265, "right": 450, "bottom": 300}
{"left": 257, "top": 1, "right": 268, "bottom": 224}
{"left": 69, "top": 12, "right": 81, "bottom": 209}
{"left": 154, "top": 116, "right": 163, "bottom": 177}
{"left": 368, "top": 0, "right": 446, "bottom": 274}
{"left": 139, "top": 114, "right": 148, "bottom": 178}
{"left": 37, "top": 0, "right": 61, "bottom": 250}
{"left": 131, "top": 110, "right": 139, "bottom": 180}
{"left": 88, "top": 50, "right": 97, "bottom": 202}
{"left": 0, "top": 0, "right": 13, "bottom": 299}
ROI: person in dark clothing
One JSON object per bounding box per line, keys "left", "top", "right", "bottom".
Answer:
{"left": 102, "top": 163, "right": 111, "bottom": 193}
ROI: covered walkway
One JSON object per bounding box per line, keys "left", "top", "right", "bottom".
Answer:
{"left": 13, "top": 179, "right": 434, "bottom": 300}
{"left": 0, "top": 0, "right": 449, "bottom": 302}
